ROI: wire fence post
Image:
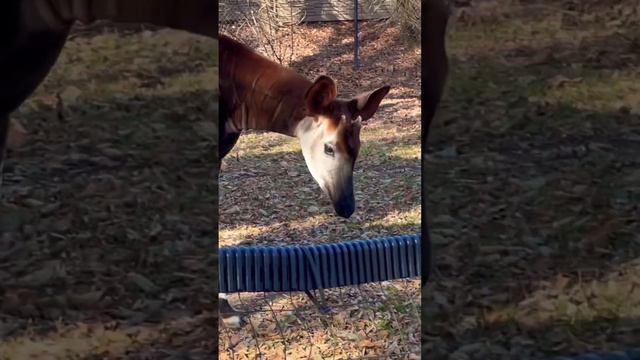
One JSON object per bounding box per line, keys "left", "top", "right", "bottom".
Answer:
{"left": 353, "top": 0, "right": 360, "bottom": 69}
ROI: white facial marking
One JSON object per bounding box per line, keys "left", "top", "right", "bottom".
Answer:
{"left": 294, "top": 116, "right": 352, "bottom": 197}
{"left": 295, "top": 117, "right": 330, "bottom": 191}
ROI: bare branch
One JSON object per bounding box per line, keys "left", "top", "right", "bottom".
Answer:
{"left": 220, "top": 0, "right": 305, "bottom": 66}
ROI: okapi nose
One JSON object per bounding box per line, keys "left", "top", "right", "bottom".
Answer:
{"left": 324, "top": 175, "right": 355, "bottom": 218}
{"left": 333, "top": 197, "right": 355, "bottom": 218}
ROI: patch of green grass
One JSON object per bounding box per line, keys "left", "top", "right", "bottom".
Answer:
{"left": 376, "top": 318, "right": 393, "bottom": 331}
{"left": 388, "top": 144, "right": 420, "bottom": 160}
{"left": 393, "top": 302, "right": 412, "bottom": 314}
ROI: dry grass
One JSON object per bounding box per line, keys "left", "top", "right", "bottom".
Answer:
{"left": 1, "top": 25, "right": 217, "bottom": 358}
{"left": 424, "top": 1, "right": 640, "bottom": 358}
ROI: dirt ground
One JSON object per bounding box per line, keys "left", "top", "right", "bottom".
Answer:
{"left": 424, "top": 1, "right": 639, "bottom": 359}
{"left": 219, "top": 22, "right": 422, "bottom": 359}
{"left": 1, "top": 25, "right": 218, "bottom": 358}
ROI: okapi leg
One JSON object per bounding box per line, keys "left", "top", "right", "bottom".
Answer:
{"left": 422, "top": 0, "right": 451, "bottom": 138}
{"left": 422, "top": 0, "right": 451, "bottom": 285}
{"left": 219, "top": 132, "right": 241, "bottom": 162}
{"left": 217, "top": 95, "right": 244, "bottom": 326}
{"left": 218, "top": 94, "right": 241, "bottom": 162}
{"left": 219, "top": 293, "right": 243, "bottom": 328}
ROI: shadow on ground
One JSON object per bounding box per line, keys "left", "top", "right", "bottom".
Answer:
{"left": 422, "top": 3, "right": 640, "bottom": 358}
{"left": 1, "top": 27, "right": 218, "bottom": 358}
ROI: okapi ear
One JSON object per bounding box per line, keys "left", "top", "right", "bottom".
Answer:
{"left": 305, "top": 75, "right": 338, "bottom": 115}
{"left": 349, "top": 85, "right": 391, "bottom": 121}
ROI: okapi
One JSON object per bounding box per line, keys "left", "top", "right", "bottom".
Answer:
{"left": 217, "top": 33, "right": 394, "bottom": 326}
{"left": 218, "top": 34, "right": 390, "bottom": 326}
{"left": 218, "top": 0, "right": 451, "bottom": 326}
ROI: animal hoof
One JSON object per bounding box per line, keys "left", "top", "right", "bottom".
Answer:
{"left": 221, "top": 314, "right": 243, "bottom": 329}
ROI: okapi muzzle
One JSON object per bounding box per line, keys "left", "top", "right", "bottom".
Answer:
{"left": 327, "top": 171, "right": 355, "bottom": 218}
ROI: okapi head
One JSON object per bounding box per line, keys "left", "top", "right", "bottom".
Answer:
{"left": 296, "top": 75, "right": 390, "bottom": 218}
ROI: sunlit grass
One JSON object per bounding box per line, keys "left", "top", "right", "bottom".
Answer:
{"left": 229, "top": 133, "right": 298, "bottom": 157}
{"left": 362, "top": 123, "right": 420, "bottom": 143}
{"left": 482, "top": 263, "right": 640, "bottom": 330}
{"left": 389, "top": 144, "right": 420, "bottom": 160}
{"left": 533, "top": 74, "right": 640, "bottom": 114}
{"left": 0, "top": 323, "right": 162, "bottom": 360}
{"left": 367, "top": 206, "right": 421, "bottom": 233}
{"left": 220, "top": 214, "right": 332, "bottom": 246}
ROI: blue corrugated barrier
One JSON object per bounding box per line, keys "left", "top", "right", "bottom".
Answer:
{"left": 219, "top": 234, "right": 421, "bottom": 293}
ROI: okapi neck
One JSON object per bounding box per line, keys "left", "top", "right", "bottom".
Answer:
{"left": 220, "top": 34, "right": 312, "bottom": 138}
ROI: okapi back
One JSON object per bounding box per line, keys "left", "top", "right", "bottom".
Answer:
{"left": 220, "top": 34, "right": 312, "bottom": 135}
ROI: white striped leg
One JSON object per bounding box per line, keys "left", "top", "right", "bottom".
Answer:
{"left": 219, "top": 293, "right": 243, "bottom": 328}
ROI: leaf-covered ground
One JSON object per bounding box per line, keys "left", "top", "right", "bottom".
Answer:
{"left": 218, "top": 24, "right": 422, "bottom": 359}
{"left": 0, "top": 25, "right": 218, "bottom": 358}
{"left": 424, "top": 2, "right": 640, "bottom": 359}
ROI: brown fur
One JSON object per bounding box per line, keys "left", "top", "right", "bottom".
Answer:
{"left": 220, "top": 34, "right": 311, "bottom": 136}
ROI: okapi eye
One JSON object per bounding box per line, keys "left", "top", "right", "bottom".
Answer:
{"left": 324, "top": 143, "right": 335, "bottom": 157}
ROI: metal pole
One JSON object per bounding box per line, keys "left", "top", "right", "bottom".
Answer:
{"left": 353, "top": 0, "right": 359, "bottom": 69}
